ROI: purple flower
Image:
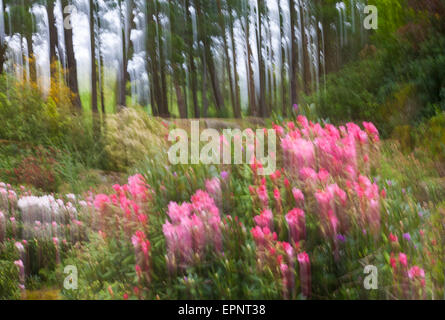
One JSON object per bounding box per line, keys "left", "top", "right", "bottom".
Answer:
{"left": 402, "top": 188, "right": 406, "bottom": 194}
{"left": 293, "top": 104, "right": 299, "bottom": 113}
{"left": 221, "top": 171, "right": 229, "bottom": 180}
{"left": 337, "top": 234, "right": 346, "bottom": 242}
{"left": 403, "top": 233, "right": 411, "bottom": 241}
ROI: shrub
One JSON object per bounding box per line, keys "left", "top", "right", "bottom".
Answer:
{"left": 104, "top": 108, "right": 169, "bottom": 171}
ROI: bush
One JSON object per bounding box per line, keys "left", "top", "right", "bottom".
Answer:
{"left": 104, "top": 108, "right": 169, "bottom": 171}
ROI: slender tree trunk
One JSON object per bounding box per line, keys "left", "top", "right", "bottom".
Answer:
{"left": 168, "top": 0, "right": 187, "bottom": 118}
{"left": 0, "top": 0, "right": 4, "bottom": 75}
{"left": 62, "top": 0, "right": 81, "bottom": 110}
{"left": 145, "top": 0, "right": 162, "bottom": 116}
{"left": 97, "top": 11, "right": 105, "bottom": 120}
{"left": 243, "top": 7, "right": 256, "bottom": 116}
{"left": 217, "top": 0, "right": 238, "bottom": 118}
{"left": 89, "top": 0, "right": 99, "bottom": 136}
{"left": 228, "top": 6, "right": 241, "bottom": 118}
{"left": 174, "top": 80, "right": 187, "bottom": 118}
{"left": 195, "top": 0, "right": 223, "bottom": 112}
{"left": 185, "top": 0, "right": 199, "bottom": 117}
{"left": 299, "top": 0, "right": 310, "bottom": 95}
{"left": 47, "top": 0, "right": 59, "bottom": 87}
{"left": 256, "top": 0, "right": 267, "bottom": 117}
{"left": 289, "top": 0, "right": 299, "bottom": 107}
{"left": 202, "top": 48, "right": 209, "bottom": 117}
{"left": 117, "top": 0, "right": 128, "bottom": 108}
{"left": 25, "top": 32, "right": 37, "bottom": 82}
{"left": 154, "top": 0, "right": 169, "bottom": 117}
{"left": 278, "top": 0, "right": 287, "bottom": 116}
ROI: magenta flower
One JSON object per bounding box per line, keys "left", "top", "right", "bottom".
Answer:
{"left": 297, "top": 252, "right": 311, "bottom": 298}
{"left": 285, "top": 208, "right": 306, "bottom": 243}
{"left": 292, "top": 188, "right": 304, "bottom": 205}
{"left": 399, "top": 253, "right": 408, "bottom": 267}
{"left": 389, "top": 233, "right": 398, "bottom": 243}
{"left": 220, "top": 171, "right": 229, "bottom": 180}
{"left": 254, "top": 209, "right": 274, "bottom": 230}
{"left": 93, "top": 194, "right": 110, "bottom": 211}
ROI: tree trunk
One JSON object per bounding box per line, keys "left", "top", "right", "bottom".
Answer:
{"left": 299, "top": 0, "right": 310, "bottom": 95}
{"left": 154, "top": 0, "right": 169, "bottom": 117}
{"left": 96, "top": 10, "right": 106, "bottom": 120}
{"left": 195, "top": 0, "right": 223, "bottom": 112}
{"left": 62, "top": 0, "right": 81, "bottom": 110}
{"left": 47, "top": 0, "right": 59, "bottom": 87}
{"left": 217, "top": 0, "right": 238, "bottom": 118}
{"left": 243, "top": 8, "right": 256, "bottom": 116}
{"left": 185, "top": 0, "right": 199, "bottom": 117}
{"left": 202, "top": 48, "right": 209, "bottom": 117}
{"left": 278, "top": 0, "right": 287, "bottom": 116}
{"left": 289, "top": 0, "right": 299, "bottom": 107}
{"left": 145, "top": 0, "right": 162, "bottom": 116}
{"left": 117, "top": 0, "right": 128, "bottom": 108}
{"left": 228, "top": 6, "right": 241, "bottom": 118}
{"left": 0, "top": 42, "right": 5, "bottom": 75}
{"left": 174, "top": 80, "right": 187, "bottom": 118}
{"left": 25, "top": 32, "right": 37, "bottom": 82}
{"left": 89, "top": 0, "right": 99, "bottom": 136}
{"left": 256, "top": 0, "right": 267, "bottom": 117}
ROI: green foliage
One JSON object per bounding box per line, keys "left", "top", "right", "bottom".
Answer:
{"left": 0, "top": 260, "right": 20, "bottom": 300}
{"left": 416, "top": 111, "right": 445, "bottom": 160}
{"left": 61, "top": 234, "right": 136, "bottom": 300}
{"left": 305, "top": 30, "right": 445, "bottom": 138}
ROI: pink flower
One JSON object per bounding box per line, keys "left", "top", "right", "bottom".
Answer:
{"left": 292, "top": 188, "right": 304, "bottom": 204}
{"left": 363, "top": 122, "right": 379, "bottom": 142}
{"left": 93, "top": 194, "right": 110, "bottom": 211}
{"left": 272, "top": 124, "right": 285, "bottom": 136}
{"left": 132, "top": 231, "right": 150, "bottom": 255}
{"left": 257, "top": 184, "right": 269, "bottom": 208}
{"left": 251, "top": 226, "right": 277, "bottom": 248}
{"left": 15, "top": 242, "right": 24, "bottom": 252}
{"left": 389, "top": 233, "right": 398, "bottom": 243}
{"left": 254, "top": 209, "right": 274, "bottom": 230}
{"left": 167, "top": 202, "right": 192, "bottom": 224}
{"left": 299, "top": 167, "right": 318, "bottom": 182}
{"left": 163, "top": 190, "right": 222, "bottom": 270}
{"left": 273, "top": 188, "right": 281, "bottom": 203}
{"left": 399, "top": 253, "right": 408, "bottom": 267}
{"left": 317, "top": 168, "right": 330, "bottom": 183}
{"left": 297, "top": 252, "right": 311, "bottom": 298}
{"left": 128, "top": 174, "right": 150, "bottom": 202}
{"left": 270, "top": 170, "right": 281, "bottom": 181}
{"left": 285, "top": 208, "right": 306, "bottom": 243}
{"left": 205, "top": 177, "right": 222, "bottom": 202}
{"left": 14, "top": 260, "right": 24, "bottom": 268}
{"left": 408, "top": 266, "right": 426, "bottom": 287}
{"left": 282, "top": 137, "right": 315, "bottom": 177}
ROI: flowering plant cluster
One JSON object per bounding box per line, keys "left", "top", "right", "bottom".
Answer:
{"left": 163, "top": 189, "right": 222, "bottom": 272}
{"left": 1, "top": 117, "right": 443, "bottom": 300}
